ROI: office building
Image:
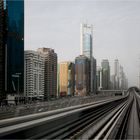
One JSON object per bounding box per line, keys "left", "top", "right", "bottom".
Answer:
{"left": 80, "top": 23, "right": 94, "bottom": 93}
{"left": 75, "top": 55, "right": 89, "bottom": 96}
{"left": 24, "top": 50, "right": 45, "bottom": 99}
{"left": 5, "top": 0, "right": 24, "bottom": 94}
{"left": 38, "top": 48, "right": 57, "bottom": 100}
{"left": 57, "top": 64, "right": 60, "bottom": 98}
{"left": 110, "top": 75, "right": 115, "bottom": 90}
{"left": 93, "top": 57, "right": 97, "bottom": 93}
{"left": 59, "top": 61, "right": 75, "bottom": 97}
{"left": 114, "top": 59, "right": 119, "bottom": 89}
{"left": 96, "top": 67, "right": 103, "bottom": 90}
{"left": 101, "top": 59, "right": 110, "bottom": 90}
{"left": 119, "top": 65, "right": 123, "bottom": 89}
{"left": 119, "top": 65, "right": 128, "bottom": 90}
{"left": 0, "top": 0, "right": 5, "bottom": 100}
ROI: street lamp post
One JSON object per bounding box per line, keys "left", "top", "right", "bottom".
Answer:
{"left": 12, "top": 73, "right": 21, "bottom": 104}
{"left": 17, "top": 75, "right": 19, "bottom": 104}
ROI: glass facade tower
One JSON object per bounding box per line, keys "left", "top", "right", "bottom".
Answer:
{"left": 80, "top": 23, "right": 93, "bottom": 93}
{"left": 75, "top": 55, "right": 90, "bottom": 96}
{"left": 6, "top": 0, "right": 24, "bottom": 94}
{"left": 83, "top": 33, "right": 92, "bottom": 59}
{"left": 0, "top": 0, "right": 5, "bottom": 100}
{"left": 80, "top": 24, "right": 93, "bottom": 59}
{"left": 101, "top": 59, "right": 110, "bottom": 90}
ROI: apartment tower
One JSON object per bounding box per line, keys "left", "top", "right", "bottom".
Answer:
{"left": 38, "top": 48, "right": 57, "bottom": 100}
{"left": 24, "top": 50, "right": 45, "bottom": 99}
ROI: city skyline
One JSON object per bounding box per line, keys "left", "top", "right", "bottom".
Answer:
{"left": 0, "top": 1, "right": 139, "bottom": 138}
{"left": 25, "top": 0, "right": 140, "bottom": 87}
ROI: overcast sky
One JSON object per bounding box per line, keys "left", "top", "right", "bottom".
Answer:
{"left": 25, "top": 0, "right": 140, "bottom": 86}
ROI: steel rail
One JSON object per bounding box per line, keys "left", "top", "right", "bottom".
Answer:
{"left": 0, "top": 96, "right": 128, "bottom": 139}
{"left": 39, "top": 99, "right": 124, "bottom": 139}
{"left": 74, "top": 98, "right": 129, "bottom": 140}
{"left": 0, "top": 95, "right": 127, "bottom": 128}
{"left": 105, "top": 95, "right": 133, "bottom": 140}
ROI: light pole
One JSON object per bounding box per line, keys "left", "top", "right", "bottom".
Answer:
{"left": 12, "top": 73, "right": 21, "bottom": 104}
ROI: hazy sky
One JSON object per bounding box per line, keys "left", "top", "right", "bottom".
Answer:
{"left": 25, "top": 0, "right": 140, "bottom": 86}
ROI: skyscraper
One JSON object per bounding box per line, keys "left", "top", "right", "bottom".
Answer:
{"left": 80, "top": 24, "right": 93, "bottom": 58}
{"left": 114, "top": 59, "right": 119, "bottom": 76}
{"left": 97, "top": 67, "right": 103, "bottom": 90}
{"left": 93, "top": 57, "right": 97, "bottom": 93}
{"left": 110, "top": 75, "right": 115, "bottom": 89}
{"left": 38, "top": 48, "right": 57, "bottom": 100}
{"left": 0, "top": 0, "right": 5, "bottom": 100}
{"left": 114, "top": 59, "right": 119, "bottom": 89}
{"left": 59, "top": 61, "right": 75, "bottom": 97}
{"left": 75, "top": 55, "right": 90, "bottom": 96}
{"left": 101, "top": 59, "right": 110, "bottom": 90}
{"left": 119, "top": 65, "right": 128, "bottom": 90}
{"left": 5, "top": 0, "right": 24, "bottom": 94}
{"left": 57, "top": 64, "right": 60, "bottom": 98}
{"left": 24, "top": 50, "right": 45, "bottom": 100}
{"left": 80, "top": 23, "right": 93, "bottom": 93}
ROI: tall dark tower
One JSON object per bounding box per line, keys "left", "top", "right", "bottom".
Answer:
{"left": 0, "top": 0, "right": 6, "bottom": 100}
{"left": 75, "top": 55, "right": 90, "bottom": 96}
{"left": 5, "top": 0, "right": 24, "bottom": 94}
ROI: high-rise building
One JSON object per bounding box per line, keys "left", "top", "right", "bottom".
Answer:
{"left": 5, "top": 0, "right": 24, "bottom": 94}
{"left": 75, "top": 55, "right": 90, "bottom": 96}
{"left": 119, "top": 65, "right": 123, "bottom": 89}
{"left": 38, "top": 48, "right": 57, "bottom": 100}
{"left": 0, "top": 0, "right": 6, "bottom": 100}
{"left": 114, "top": 59, "right": 119, "bottom": 89}
{"left": 119, "top": 65, "right": 128, "bottom": 90}
{"left": 59, "top": 61, "right": 75, "bottom": 97}
{"left": 93, "top": 57, "right": 97, "bottom": 93}
{"left": 114, "top": 59, "right": 119, "bottom": 76}
{"left": 80, "top": 24, "right": 93, "bottom": 58}
{"left": 96, "top": 67, "right": 103, "bottom": 90}
{"left": 101, "top": 59, "right": 110, "bottom": 90}
{"left": 112, "top": 60, "right": 128, "bottom": 90}
{"left": 57, "top": 64, "right": 60, "bottom": 98}
{"left": 110, "top": 75, "right": 115, "bottom": 90}
{"left": 80, "top": 23, "right": 94, "bottom": 93}
{"left": 24, "top": 50, "right": 45, "bottom": 99}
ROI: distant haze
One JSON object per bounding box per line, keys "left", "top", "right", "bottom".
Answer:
{"left": 25, "top": 0, "right": 140, "bottom": 87}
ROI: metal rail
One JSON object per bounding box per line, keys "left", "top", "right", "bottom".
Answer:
{"left": 135, "top": 92, "right": 140, "bottom": 124}
{"left": 72, "top": 98, "right": 130, "bottom": 139}
{"left": 40, "top": 99, "right": 125, "bottom": 139}
{"left": 0, "top": 95, "right": 128, "bottom": 139}
{"left": 105, "top": 94, "right": 133, "bottom": 140}
{"left": 0, "top": 95, "right": 127, "bottom": 128}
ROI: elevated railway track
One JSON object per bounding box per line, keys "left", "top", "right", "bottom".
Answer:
{"left": 0, "top": 88, "right": 139, "bottom": 139}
